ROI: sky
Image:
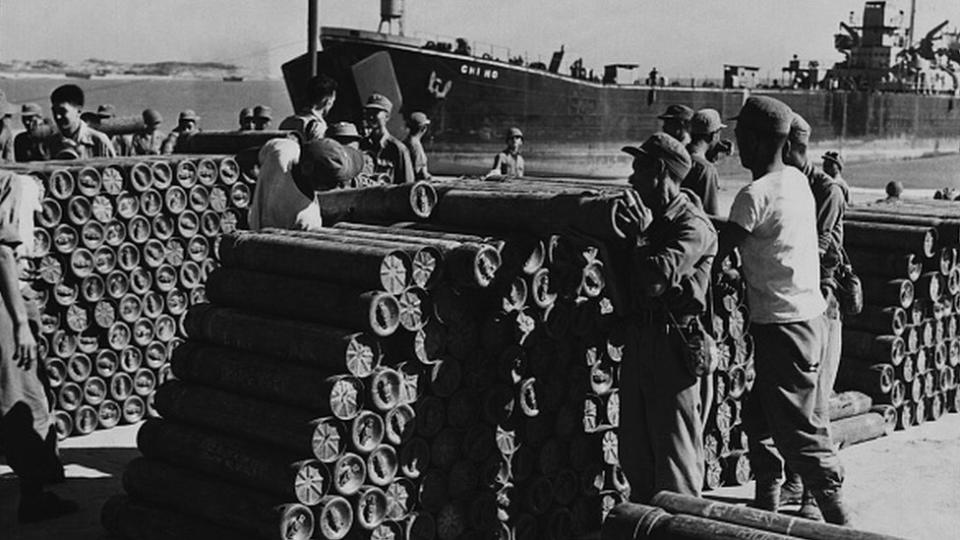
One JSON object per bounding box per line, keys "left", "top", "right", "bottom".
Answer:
{"left": 0, "top": 0, "right": 958, "bottom": 79}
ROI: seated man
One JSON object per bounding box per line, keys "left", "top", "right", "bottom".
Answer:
{"left": 248, "top": 136, "right": 363, "bottom": 231}
{"left": 47, "top": 84, "right": 116, "bottom": 159}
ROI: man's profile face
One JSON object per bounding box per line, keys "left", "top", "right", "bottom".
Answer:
{"left": 628, "top": 155, "right": 661, "bottom": 209}
{"left": 22, "top": 116, "right": 39, "bottom": 132}
{"left": 52, "top": 102, "right": 81, "bottom": 134}
{"left": 322, "top": 91, "right": 336, "bottom": 114}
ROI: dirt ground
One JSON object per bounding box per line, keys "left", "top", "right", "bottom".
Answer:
{"left": 1, "top": 413, "right": 959, "bottom": 539}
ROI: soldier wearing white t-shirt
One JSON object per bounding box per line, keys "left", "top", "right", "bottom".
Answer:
{"left": 716, "top": 96, "right": 851, "bottom": 526}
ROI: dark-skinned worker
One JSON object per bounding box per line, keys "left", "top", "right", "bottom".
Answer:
{"left": 618, "top": 132, "right": 718, "bottom": 502}
{"left": 248, "top": 136, "right": 363, "bottom": 231}
{"left": 279, "top": 74, "right": 337, "bottom": 142}
{"left": 128, "top": 109, "right": 166, "bottom": 156}
{"left": 658, "top": 104, "right": 694, "bottom": 146}
{"left": 486, "top": 127, "right": 525, "bottom": 178}
{"left": 360, "top": 93, "right": 414, "bottom": 184}
{"left": 13, "top": 103, "right": 50, "bottom": 162}
{"left": 780, "top": 114, "right": 850, "bottom": 521}
{"left": 0, "top": 168, "right": 78, "bottom": 522}
{"left": 716, "top": 96, "right": 851, "bottom": 526}
{"left": 253, "top": 105, "right": 273, "bottom": 131}
{"left": 405, "top": 112, "right": 432, "bottom": 180}
{"left": 238, "top": 108, "right": 255, "bottom": 131}
{"left": 160, "top": 109, "right": 200, "bottom": 154}
{"left": 683, "top": 108, "right": 725, "bottom": 215}
{"left": 821, "top": 151, "right": 845, "bottom": 183}
{"left": 47, "top": 85, "right": 116, "bottom": 159}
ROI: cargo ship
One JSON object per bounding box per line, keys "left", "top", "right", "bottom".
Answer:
{"left": 283, "top": 0, "right": 960, "bottom": 177}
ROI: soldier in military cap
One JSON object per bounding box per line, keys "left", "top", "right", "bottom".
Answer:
{"left": 129, "top": 109, "right": 166, "bottom": 156}
{"left": 13, "top": 103, "right": 50, "bottom": 162}
{"left": 405, "top": 112, "right": 432, "bottom": 180}
{"left": 238, "top": 108, "right": 255, "bottom": 131}
{"left": 360, "top": 93, "right": 414, "bottom": 184}
{"left": 161, "top": 109, "right": 201, "bottom": 154}
{"left": 658, "top": 104, "right": 695, "bottom": 146}
{"left": 253, "top": 105, "right": 273, "bottom": 131}
{"left": 328, "top": 121, "right": 363, "bottom": 149}
{"left": 618, "top": 132, "right": 718, "bottom": 502}
{"left": 486, "top": 127, "right": 525, "bottom": 178}
{"left": 821, "top": 151, "right": 845, "bottom": 183}
{"left": 683, "top": 108, "right": 726, "bottom": 215}
{"left": 717, "top": 96, "right": 851, "bottom": 526}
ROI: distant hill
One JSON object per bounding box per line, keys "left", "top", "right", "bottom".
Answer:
{"left": 0, "top": 58, "right": 247, "bottom": 79}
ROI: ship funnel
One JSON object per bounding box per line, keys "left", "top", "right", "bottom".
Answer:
{"left": 379, "top": 0, "right": 405, "bottom": 35}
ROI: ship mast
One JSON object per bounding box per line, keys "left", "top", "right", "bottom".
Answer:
{"left": 308, "top": 0, "right": 319, "bottom": 77}
{"left": 908, "top": 0, "right": 917, "bottom": 46}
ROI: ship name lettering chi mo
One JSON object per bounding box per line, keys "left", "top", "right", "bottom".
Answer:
{"left": 460, "top": 64, "right": 500, "bottom": 80}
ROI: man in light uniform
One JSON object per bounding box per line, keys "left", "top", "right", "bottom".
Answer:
{"left": 717, "top": 96, "right": 851, "bottom": 526}
{"left": 619, "top": 133, "right": 717, "bottom": 502}
{"left": 128, "top": 109, "right": 166, "bottom": 156}
{"left": 278, "top": 74, "right": 337, "bottom": 142}
{"left": 487, "top": 127, "right": 525, "bottom": 178}
{"left": 248, "top": 136, "right": 363, "bottom": 231}
{"left": 360, "top": 93, "right": 414, "bottom": 185}
{"left": 47, "top": 84, "right": 116, "bottom": 159}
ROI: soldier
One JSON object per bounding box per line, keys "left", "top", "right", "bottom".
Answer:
{"left": 658, "top": 104, "right": 694, "bottom": 146}
{"left": 13, "top": 103, "right": 50, "bottom": 162}
{"left": 360, "top": 93, "right": 414, "bottom": 185}
{"left": 0, "top": 168, "right": 77, "bottom": 522}
{"left": 238, "top": 108, "right": 255, "bottom": 131}
{"left": 328, "top": 121, "right": 363, "bottom": 149}
{"left": 279, "top": 74, "right": 337, "bottom": 142}
{"left": 161, "top": 110, "right": 200, "bottom": 154}
{"left": 405, "top": 112, "right": 432, "bottom": 180}
{"left": 47, "top": 84, "right": 116, "bottom": 159}
{"left": 253, "top": 105, "right": 273, "bottom": 131}
{"left": 487, "top": 127, "right": 525, "bottom": 178}
{"left": 821, "top": 151, "right": 845, "bottom": 182}
{"left": 248, "top": 137, "right": 363, "bottom": 231}
{"left": 717, "top": 96, "right": 850, "bottom": 525}
{"left": 128, "top": 109, "right": 166, "bottom": 156}
{"left": 619, "top": 133, "right": 717, "bottom": 502}
{"left": 779, "top": 114, "right": 851, "bottom": 520}
{"left": 879, "top": 181, "right": 904, "bottom": 204}
{"left": 683, "top": 109, "right": 725, "bottom": 215}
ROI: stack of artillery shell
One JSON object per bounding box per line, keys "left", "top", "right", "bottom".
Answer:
{"left": 841, "top": 202, "right": 960, "bottom": 433}
{"left": 603, "top": 491, "right": 907, "bottom": 540}
{"left": 1, "top": 155, "right": 254, "bottom": 438}
{"left": 104, "top": 179, "right": 763, "bottom": 540}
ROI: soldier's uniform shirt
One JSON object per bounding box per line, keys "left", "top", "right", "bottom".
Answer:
{"left": 48, "top": 122, "right": 116, "bottom": 159}
{"left": 492, "top": 151, "right": 524, "bottom": 177}
{"left": 405, "top": 135, "right": 429, "bottom": 180}
{"left": 362, "top": 134, "right": 415, "bottom": 185}
{"left": 129, "top": 130, "right": 167, "bottom": 156}
{"left": 278, "top": 111, "right": 326, "bottom": 143}
{"left": 13, "top": 132, "right": 49, "bottom": 162}
{"left": 248, "top": 138, "right": 322, "bottom": 231}
{"left": 620, "top": 190, "right": 717, "bottom": 502}
{"left": 801, "top": 162, "right": 849, "bottom": 288}
{"left": 681, "top": 153, "right": 720, "bottom": 215}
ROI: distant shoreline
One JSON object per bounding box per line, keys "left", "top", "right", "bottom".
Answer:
{"left": 0, "top": 71, "right": 277, "bottom": 82}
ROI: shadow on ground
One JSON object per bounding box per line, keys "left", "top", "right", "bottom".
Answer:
{"left": 0, "top": 446, "right": 140, "bottom": 540}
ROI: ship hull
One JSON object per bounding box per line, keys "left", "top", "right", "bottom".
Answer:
{"left": 282, "top": 28, "right": 960, "bottom": 177}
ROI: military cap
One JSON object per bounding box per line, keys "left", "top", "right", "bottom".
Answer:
{"left": 20, "top": 103, "right": 42, "bottom": 118}
{"left": 300, "top": 139, "right": 365, "bottom": 188}
{"left": 363, "top": 93, "right": 393, "bottom": 114}
{"left": 179, "top": 109, "right": 200, "bottom": 122}
{"left": 788, "top": 113, "right": 812, "bottom": 145}
{"left": 97, "top": 104, "right": 116, "bottom": 119}
{"left": 505, "top": 126, "right": 524, "bottom": 139}
{"left": 328, "top": 121, "right": 362, "bottom": 140}
{"left": 142, "top": 109, "right": 163, "bottom": 126}
{"left": 253, "top": 105, "right": 273, "bottom": 120}
{"left": 886, "top": 181, "right": 904, "bottom": 197}
{"left": 822, "top": 151, "right": 844, "bottom": 170}
{"left": 407, "top": 112, "right": 431, "bottom": 127}
{"left": 239, "top": 107, "right": 254, "bottom": 120}
{"left": 730, "top": 96, "right": 793, "bottom": 134}
{"left": 690, "top": 109, "right": 726, "bottom": 135}
{"left": 657, "top": 104, "right": 694, "bottom": 122}
{"left": 622, "top": 132, "right": 692, "bottom": 180}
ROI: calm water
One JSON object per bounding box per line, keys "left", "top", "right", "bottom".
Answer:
{"left": 0, "top": 77, "right": 293, "bottom": 131}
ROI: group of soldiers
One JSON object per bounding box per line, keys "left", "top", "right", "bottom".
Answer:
{"left": 619, "top": 97, "right": 853, "bottom": 525}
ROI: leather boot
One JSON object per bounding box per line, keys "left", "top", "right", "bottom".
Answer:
{"left": 799, "top": 489, "right": 824, "bottom": 521}
{"left": 779, "top": 473, "right": 803, "bottom": 505}
{"left": 753, "top": 479, "right": 780, "bottom": 512}
{"left": 811, "top": 487, "right": 853, "bottom": 526}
